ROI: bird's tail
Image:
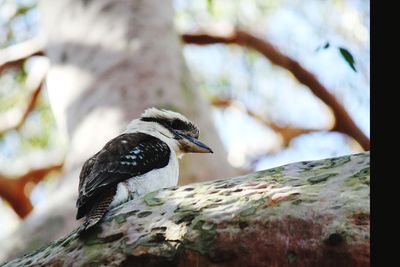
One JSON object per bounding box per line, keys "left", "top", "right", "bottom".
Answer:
{"left": 77, "top": 190, "right": 115, "bottom": 235}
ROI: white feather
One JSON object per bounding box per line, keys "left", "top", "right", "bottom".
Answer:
{"left": 141, "top": 107, "right": 190, "bottom": 123}
{"left": 110, "top": 149, "right": 179, "bottom": 208}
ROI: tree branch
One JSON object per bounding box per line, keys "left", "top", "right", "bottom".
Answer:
{"left": 0, "top": 51, "right": 49, "bottom": 135}
{"left": 210, "top": 97, "right": 318, "bottom": 147}
{"left": 0, "top": 81, "right": 44, "bottom": 134}
{"left": 0, "top": 163, "right": 63, "bottom": 218}
{"left": 182, "top": 30, "right": 370, "bottom": 150}
{"left": 2, "top": 153, "right": 370, "bottom": 266}
{"left": 0, "top": 40, "right": 45, "bottom": 74}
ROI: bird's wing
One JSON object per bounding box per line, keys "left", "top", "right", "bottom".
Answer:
{"left": 78, "top": 151, "right": 100, "bottom": 197}
{"left": 76, "top": 132, "right": 170, "bottom": 219}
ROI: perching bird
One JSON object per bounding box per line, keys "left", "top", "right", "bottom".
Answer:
{"left": 76, "top": 108, "right": 213, "bottom": 231}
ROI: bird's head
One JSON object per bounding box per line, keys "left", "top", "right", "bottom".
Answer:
{"left": 125, "top": 108, "right": 213, "bottom": 156}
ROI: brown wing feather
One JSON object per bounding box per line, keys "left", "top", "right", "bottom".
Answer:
{"left": 78, "top": 152, "right": 100, "bottom": 198}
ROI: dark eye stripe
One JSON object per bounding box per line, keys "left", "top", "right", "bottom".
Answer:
{"left": 141, "top": 117, "right": 198, "bottom": 134}
{"left": 140, "top": 117, "right": 170, "bottom": 127}
{"left": 171, "top": 119, "right": 188, "bottom": 130}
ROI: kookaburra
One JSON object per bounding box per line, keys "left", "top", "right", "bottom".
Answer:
{"left": 76, "top": 108, "right": 212, "bottom": 231}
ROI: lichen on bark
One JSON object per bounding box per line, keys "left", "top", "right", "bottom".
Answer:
{"left": 2, "top": 152, "right": 369, "bottom": 267}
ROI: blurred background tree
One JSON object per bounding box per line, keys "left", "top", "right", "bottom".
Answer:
{"left": 0, "top": 0, "right": 369, "bottom": 262}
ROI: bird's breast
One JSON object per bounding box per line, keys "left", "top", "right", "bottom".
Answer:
{"left": 110, "top": 153, "right": 179, "bottom": 208}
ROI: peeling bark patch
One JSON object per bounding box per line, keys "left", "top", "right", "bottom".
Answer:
{"left": 287, "top": 250, "right": 297, "bottom": 264}
{"left": 322, "top": 156, "right": 351, "bottom": 169}
{"left": 308, "top": 173, "right": 336, "bottom": 184}
{"left": 100, "top": 233, "right": 124, "bottom": 243}
{"left": 270, "top": 191, "right": 300, "bottom": 205}
{"left": 346, "top": 167, "right": 370, "bottom": 186}
{"left": 153, "top": 233, "right": 166, "bottom": 243}
{"left": 114, "top": 214, "right": 127, "bottom": 224}
{"left": 257, "top": 166, "right": 285, "bottom": 178}
{"left": 207, "top": 248, "right": 237, "bottom": 263}
{"left": 80, "top": 227, "right": 103, "bottom": 245}
{"left": 144, "top": 192, "right": 164, "bottom": 206}
{"left": 214, "top": 183, "right": 235, "bottom": 189}
{"left": 176, "top": 212, "right": 196, "bottom": 225}
{"left": 108, "top": 209, "right": 140, "bottom": 223}
{"left": 152, "top": 227, "right": 167, "bottom": 231}
{"left": 239, "top": 198, "right": 266, "bottom": 216}
{"left": 350, "top": 213, "right": 369, "bottom": 226}
{"left": 183, "top": 220, "right": 216, "bottom": 254}
{"left": 121, "top": 255, "right": 177, "bottom": 267}
{"left": 325, "top": 233, "right": 344, "bottom": 246}
{"left": 149, "top": 228, "right": 167, "bottom": 243}
{"left": 291, "top": 199, "right": 303, "bottom": 205}
{"left": 353, "top": 167, "right": 370, "bottom": 177}
{"left": 232, "top": 188, "right": 243, "bottom": 193}
{"left": 183, "top": 188, "right": 194, "bottom": 191}
{"left": 137, "top": 211, "right": 152, "bottom": 218}
{"left": 239, "top": 221, "right": 249, "bottom": 229}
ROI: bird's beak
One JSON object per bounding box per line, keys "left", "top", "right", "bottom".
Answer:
{"left": 174, "top": 131, "right": 213, "bottom": 153}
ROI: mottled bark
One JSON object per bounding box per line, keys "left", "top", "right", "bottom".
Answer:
{"left": 0, "top": 0, "right": 236, "bottom": 259}
{"left": 2, "top": 152, "right": 370, "bottom": 267}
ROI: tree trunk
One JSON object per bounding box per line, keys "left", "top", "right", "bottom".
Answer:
{"left": 2, "top": 152, "right": 370, "bottom": 267}
{"left": 0, "top": 0, "right": 235, "bottom": 261}
{"left": 42, "top": 0, "right": 233, "bottom": 185}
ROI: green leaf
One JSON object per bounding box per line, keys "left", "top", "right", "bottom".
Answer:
{"left": 338, "top": 47, "right": 357, "bottom": 72}
{"left": 9, "top": 5, "right": 35, "bottom": 21}
{"left": 15, "top": 5, "right": 34, "bottom": 16}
